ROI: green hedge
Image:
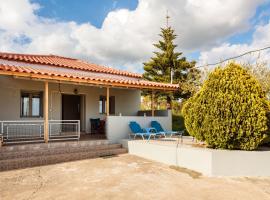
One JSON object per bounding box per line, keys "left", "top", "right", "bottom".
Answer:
{"left": 182, "top": 63, "right": 270, "bottom": 150}
{"left": 172, "top": 114, "right": 187, "bottom": 133}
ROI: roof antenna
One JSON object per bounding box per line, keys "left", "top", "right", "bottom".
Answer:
{"left": 166, "top": 10, "right": 170, "bottom": 28}
{"left": 166, "top": 10, "right": 173, "bottom": 84}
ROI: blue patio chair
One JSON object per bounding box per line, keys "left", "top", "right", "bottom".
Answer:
{"left": 151, "top": 121, "right": 182, "bottom": 138}
{"left": 129, "top": 121, "right": 159, "bottom": 140}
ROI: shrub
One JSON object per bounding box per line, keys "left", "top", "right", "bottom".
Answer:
{"left": 172, "top": 114, "right": 188, "bottom": 134}
{"left": 182, "top": 63, "right": 270, "bottom": 150}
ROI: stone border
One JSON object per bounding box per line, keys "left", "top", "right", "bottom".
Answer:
{"left": 121, "top": 139, "right": 270, "bottom": 177}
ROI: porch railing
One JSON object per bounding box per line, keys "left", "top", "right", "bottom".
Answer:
{"left": 0, "top": 120, "right": 80, "bottom": 144}
{"left": 1, "top": 120, "right": 44, "bottom": 143}
{"left": 49, "top": 120, "right": 80, "bottom": 141}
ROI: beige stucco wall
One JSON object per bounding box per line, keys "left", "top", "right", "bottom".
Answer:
{"left": 0, "top": 76, "right": 141, "bottom": 133}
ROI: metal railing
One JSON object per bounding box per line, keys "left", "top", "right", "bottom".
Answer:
{"left": 1, "top": 120, "right": 44, "bottom": 143}
{"left": 49, "top": 120, "right": 80, "bottom": 141}
{"left": 0, "top": 120, "right": 80, "bottom": 144}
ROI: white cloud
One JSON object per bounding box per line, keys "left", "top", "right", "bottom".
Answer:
{"left": 198, "top": 21, "right": 270, "bottom": 69}
{"left": 0, "top": 0, "right": 39, "bottom": 31}
{"left": 0, "top": 0, "right": 267, "bottom": 72}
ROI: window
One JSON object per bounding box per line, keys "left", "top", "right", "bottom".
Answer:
{"left": 99, "top": 96, "right": 115, "bottom": 114}
{"left": 99, "top": 96, "right": 106, "bottom": 114}
{"left": 21, "top": 91, "right": 43, "bottom": 117}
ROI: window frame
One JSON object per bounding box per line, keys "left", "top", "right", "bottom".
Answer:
{"left": 99, "top": 96, "right": 106, "bottom": 114}
{"left": 20, "top": 91, "right": 43, "bottom": 118}
{"left": 99, "top": 95, "right": 115, "bottom": 115}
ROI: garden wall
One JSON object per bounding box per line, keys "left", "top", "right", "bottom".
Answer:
{"left": 121, "top": 139, "right": 270, "bottom": 177}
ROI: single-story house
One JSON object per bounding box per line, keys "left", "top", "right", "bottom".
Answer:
{"left": 0, "top": 52, "right": 178, "bottom": 145}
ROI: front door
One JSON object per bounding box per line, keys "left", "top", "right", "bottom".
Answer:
{"left": 62, "top": 94, "right": 81, "bottom": 121}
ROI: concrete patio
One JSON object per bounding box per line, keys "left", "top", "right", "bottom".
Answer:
{"left": 1, "top": 154, "right": 270, "bottom": 200}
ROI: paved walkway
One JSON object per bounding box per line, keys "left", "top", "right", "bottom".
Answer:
{"left": 0, "top": 154, "right": 270, "bottom": 200}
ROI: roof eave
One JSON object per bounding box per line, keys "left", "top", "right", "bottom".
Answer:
{"left": 0, "top": 70, "right": 179, "bottom": 91}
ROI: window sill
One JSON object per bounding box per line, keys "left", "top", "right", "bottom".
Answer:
{"left": 20, "top": 116, "right": 44, "bottom": 119}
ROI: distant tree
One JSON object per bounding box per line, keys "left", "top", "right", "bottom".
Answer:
{"left": 245, "top": 62, "right": 270, "bottom": 98}
{"left": 143, "top": 24, "right": 200, "bottom": 108}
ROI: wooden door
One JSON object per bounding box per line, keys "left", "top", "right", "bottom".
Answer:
{"left": 62, "top": 94, "right": 81, "bottom": 120}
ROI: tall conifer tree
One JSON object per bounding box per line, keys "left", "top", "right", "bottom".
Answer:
{"left": 143, "top": 17, "right": 200, "bottom": 107}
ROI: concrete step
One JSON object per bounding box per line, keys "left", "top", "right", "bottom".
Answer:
{"left": 0, "top": 147, "right": 127, "bottom": 171}
{"left": 0, "top": 140, "right": 109, "bottom": 152}
{"left": 0, "top": 144, "right": 122, "bottom": 160}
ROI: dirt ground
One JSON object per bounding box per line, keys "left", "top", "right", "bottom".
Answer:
{"left": 1, "top": 154, "right": 270, "bottom": 200}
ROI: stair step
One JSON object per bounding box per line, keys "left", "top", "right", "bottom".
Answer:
{"left": 0, "top": 144, "right": 122, "bottom": 160}
{"left": 0, "top": 140, "right": 109, "bottom": 152}
{"left": 0, "top": 148, "right": 127, "bottom": 171}
{"left": 0, "top": 140, "right": 128, "bottom": 171}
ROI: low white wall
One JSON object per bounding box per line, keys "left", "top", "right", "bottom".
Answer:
{"left": 177, "top": 147, "right": 212, "bottom": 175}
{"left": 211, "top": 150, "right": 270, "bottom": 176}
{"left": 123, "top": 141, "right": 178, "bottom": 165}
{"left": 122, "top": 139, "right": 270, "bottom": 177}
{"left": 106, "top": 110, "right": 172, "bottom": 143}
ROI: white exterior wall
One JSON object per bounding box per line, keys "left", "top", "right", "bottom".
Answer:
{"left": 122, "top": 139, "right": 270, "bottom": 177}
{"left": 106, "top": 110, "right": 172, "bottom": 143}
{"left": 121, "top": 140, "right": 212, "bottom": 175}
{"left": 211, "top": 150, "right": 270, "bottom": 176}
{"left": 0, "top": 76, "right": 141, "bottom": 133}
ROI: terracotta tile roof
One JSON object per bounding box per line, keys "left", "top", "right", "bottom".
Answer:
{"left": 0, "top": 52, "right": 179, "bottom": 90}
{"left": 0, "top": 52, "right": 142, "bottom": 78}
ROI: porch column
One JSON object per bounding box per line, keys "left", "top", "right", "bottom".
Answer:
{"left": 151, "top": 90, "right": 155, "bottom": 116}
{"left": 44, "top": 81, "right": 49, "bottom": 143}
{"left": 106, "top": 87, "right": 110, "bottom": 116}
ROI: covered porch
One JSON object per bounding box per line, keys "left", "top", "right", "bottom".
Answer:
{"left": 0, "top": 52, "right": 178, "bottom": 145}
{"left": 0, "top": 76, "right": 174, "bottom": 145}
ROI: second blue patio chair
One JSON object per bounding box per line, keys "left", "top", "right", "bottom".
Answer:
{"left": 151, "top": 121, "right": 181, "bottom": 138}
{"left": 129, "top": 121, "right": 159, "bottom": 140}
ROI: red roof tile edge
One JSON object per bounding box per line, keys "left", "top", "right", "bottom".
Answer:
{"left": 0, "top": 64, "right": 179, "bottom": 90}
{"left": 0, "top": 52, "right": 142, "bottom": 78}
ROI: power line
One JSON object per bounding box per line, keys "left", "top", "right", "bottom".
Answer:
{"left": 195, "top": 45, "right": 270, "bottom": 69}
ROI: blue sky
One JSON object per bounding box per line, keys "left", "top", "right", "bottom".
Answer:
{"left": 227, "top": 2, "right": 270, "bottom": 45}
{"left": 33, "top": 0, "right": 138, "bottom": 28}
{"left": 33, "top": 0, "right": 270, "bottom": 65}
{"left": 0, "top": 0, "right": 270, "bottom": 72}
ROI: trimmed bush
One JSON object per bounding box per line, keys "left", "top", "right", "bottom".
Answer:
{"left": 172, "top": 114, "right": 188, "bottom": 134}
{"left": 182, "top": 63, "right": 270, "bottom": 150}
